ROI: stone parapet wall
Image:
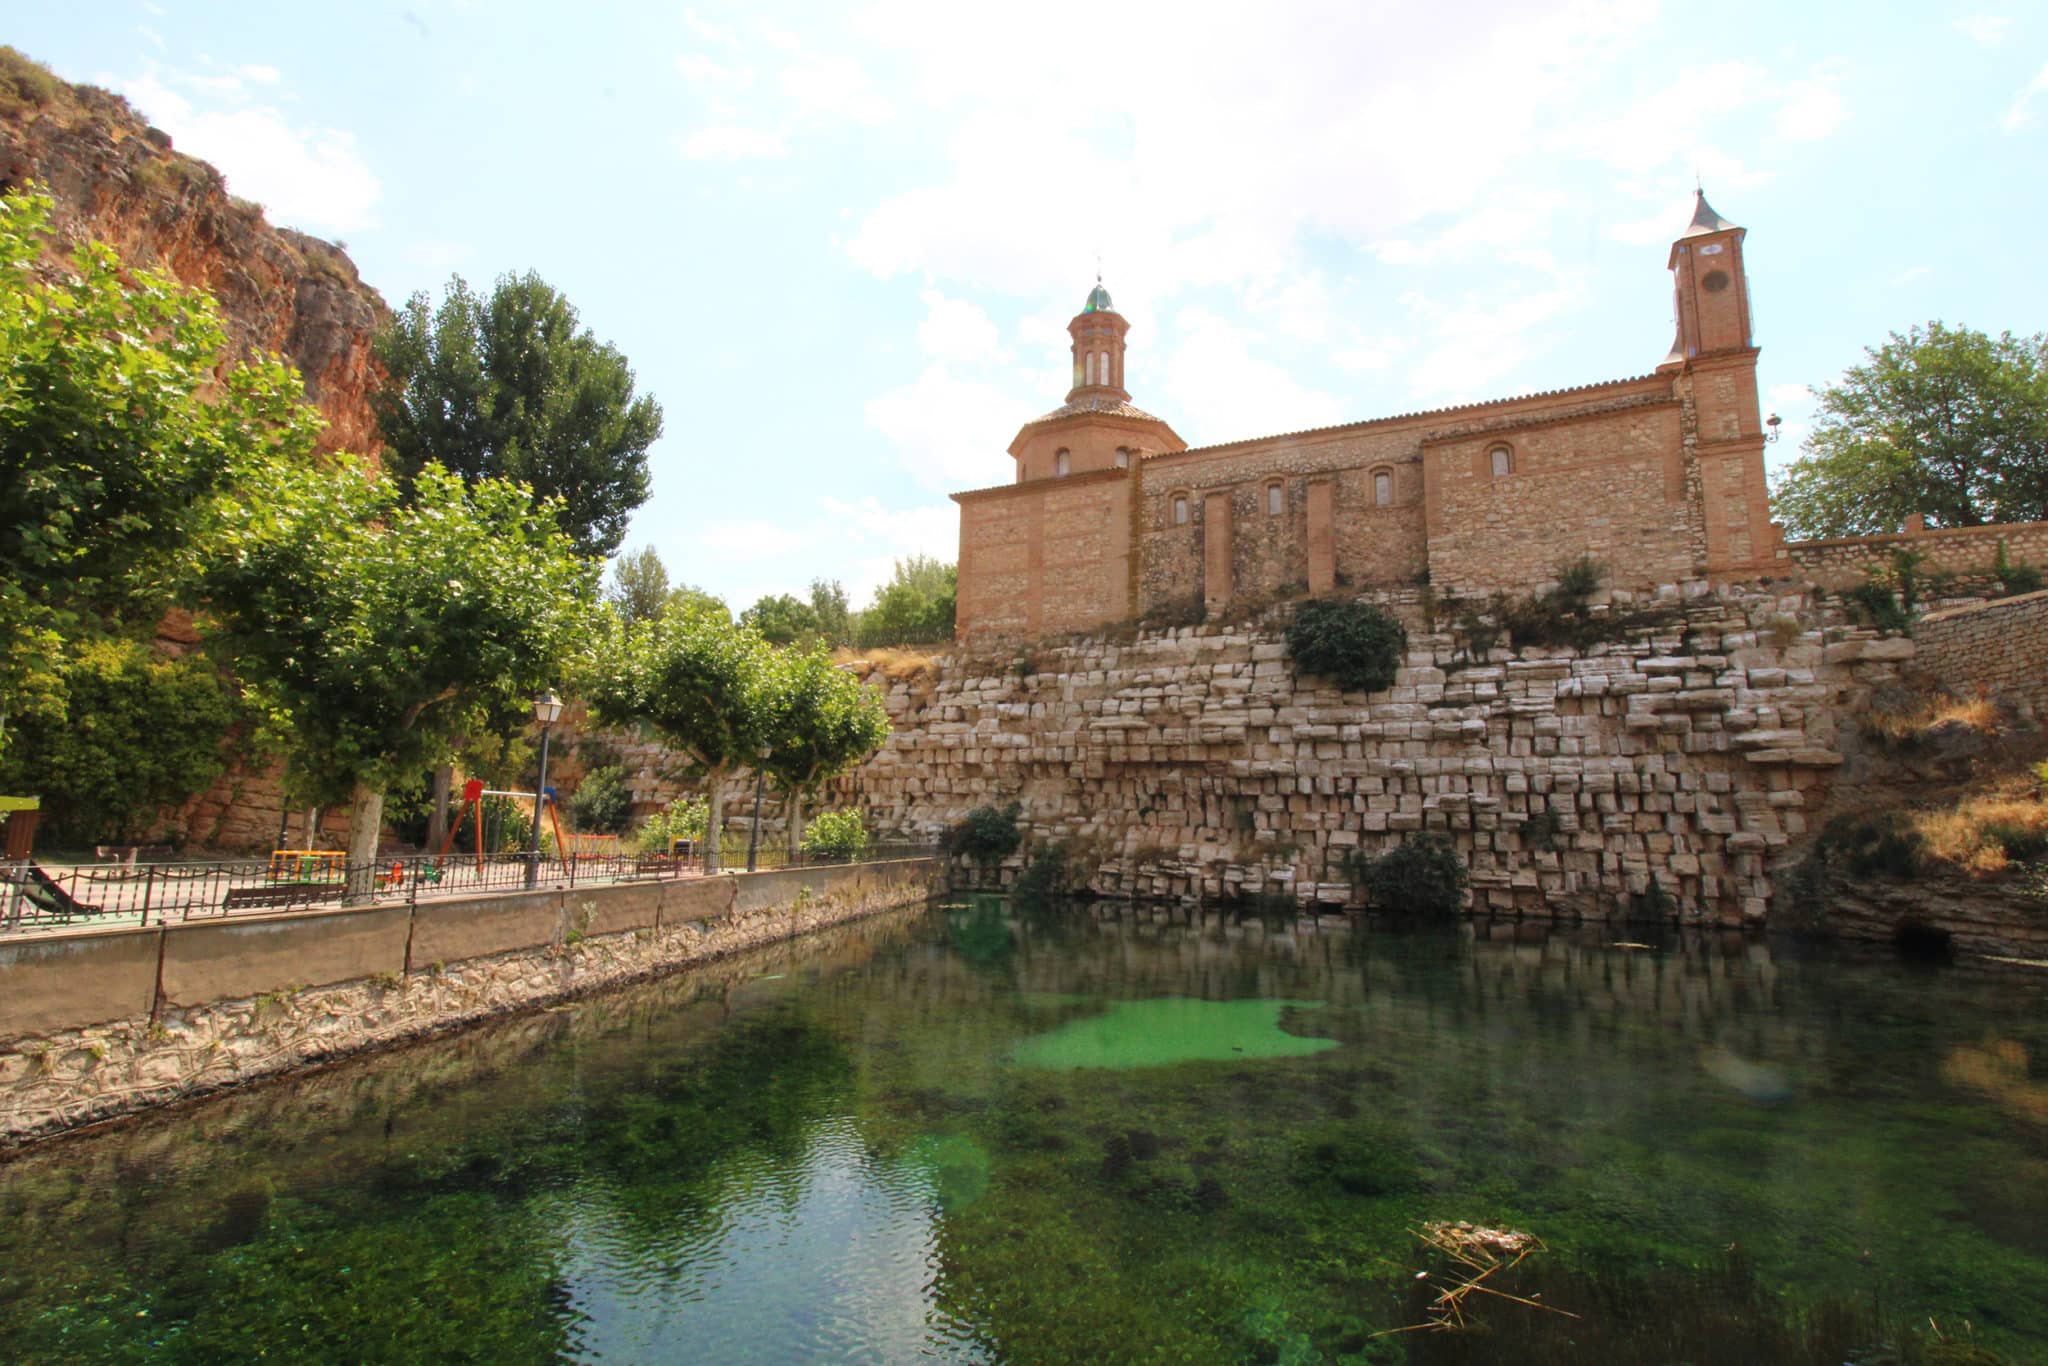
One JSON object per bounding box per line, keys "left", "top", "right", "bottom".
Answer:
{"left": 0, "top": 859, "right": 938, "bottom": 1145}
{"left": 1913, "top": 589, "right": 2048, "bottom": 718}
{"left": 1786, "top": 520, "right": 2048, "bottom": 588}
{"left": 836, "top": 585, "right": 1914, "bottom": 922}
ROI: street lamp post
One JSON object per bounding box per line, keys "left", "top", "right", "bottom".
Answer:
{"left": 526, "top": 690, "right": 563, "bottom": 889}
{"left": 746, "top": 743, "right": 772, "bottom": 872}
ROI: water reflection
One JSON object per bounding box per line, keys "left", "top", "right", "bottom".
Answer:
{"left": 0, "top": 899, "right": 2043, "bottom": 1363}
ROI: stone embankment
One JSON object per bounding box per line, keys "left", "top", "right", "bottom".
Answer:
{"left": 0, "top": 859, "right": 937, "bottom": 1146}
{"left": 836, "top": 583, "right": 1916, "bottom": 922}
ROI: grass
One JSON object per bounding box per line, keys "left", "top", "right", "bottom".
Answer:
{"left": 834, "top": 646, "right": 938, "bottom": 685}
{"left": 0, "top": 45, "right": 63, "bottom": 113}
{"left": 1865, "top": 693, "right": 2001, "bottom": 746}
{"left": 1910, "top": 786, "right": 2048, "bottom": 876}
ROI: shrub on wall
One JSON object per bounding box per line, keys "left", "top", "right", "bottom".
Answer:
{"left": 1993, "top": 540, "right": 2043, "bottom": 597}
{"left": 1349, "top": 834, "right": 1467, "bottom": 915}
{"left": 1284, "top": 599, "right": 1407, "bottom": 694}
{"left": 948, "top": 801, "right": 1024, "bottom": 865}
{"left": 801, "top": 808, "right": 871, "bottom": 862}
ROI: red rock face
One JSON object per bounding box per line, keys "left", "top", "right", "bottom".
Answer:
{"left": 0, "top": 75, "right": 387, "bottom": 455}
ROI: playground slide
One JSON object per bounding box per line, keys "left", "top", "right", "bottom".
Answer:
{"left": 5, "top": 862, "right": 103, "bottom": 918}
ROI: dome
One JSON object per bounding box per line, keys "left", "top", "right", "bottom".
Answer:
{"left": 1083, "top": 281, "right": 1114, "bottom": 313}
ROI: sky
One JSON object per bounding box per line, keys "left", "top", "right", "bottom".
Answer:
{"left": 12, "top": 2, "right": 2048, "bottom": 609}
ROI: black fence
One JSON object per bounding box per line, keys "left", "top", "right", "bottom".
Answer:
{"left": 0, "top": 843, "right": 941, "bottom": 936}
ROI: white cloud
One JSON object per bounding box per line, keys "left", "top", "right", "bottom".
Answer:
{"left": 1163, "top": 309, "right": 1346, "bottom": 442}
{"left": 2004, "top": 61, "right": 2048, "bottom": 131}
{"left": 864, "top": 364, "right": 1036, "bottom": 492}
{"left": 675, "top": 52, "right": 754, "bottom": 92}
{"left": 238, "top": 63, "right": 282, "bottom": 85}
{"left": 694, "top": 518, "right": 812, "bottom": 560}
{"left": 1403, "top": 285, "right": 1582, "bottom": 400}
{"left": 916, "top": 290, "right": 1003, "bottom": 366}
{"left": 119, "top": 71, "right": 380, "bottom": 234}
{"left": 677, "top": 124, "right": 789, "bottom": 160}
{"left": 1775, "top": 65, "right": 1847, "bottom": 142}
{"left": 1892, "top": 264, "right": 1931, "bottom": 284}
{"left": 1957, "top": 15, "right": 2010, "bottom": 46}
{"left": 775, "top": 52, "right": 888, "bottom": 126}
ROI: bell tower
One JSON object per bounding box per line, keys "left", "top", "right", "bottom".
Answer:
{"left": 1658, "top": 189, "right": 1779, "bottom": 574}
{"left": 1067, "top": 276, "right": 1130, "bottom": 402}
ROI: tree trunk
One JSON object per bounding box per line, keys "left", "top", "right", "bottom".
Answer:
{"left": 426, "top": 763, "right": 453, "bottom": 851}
{"left": 344, "top": 781, "right": 383, "bottom": 903}
{"left": 702, "top": 772, "right": 724, "bottom": 874}
{"left": 787, "top": 789, "right": 804, "bottom": 861}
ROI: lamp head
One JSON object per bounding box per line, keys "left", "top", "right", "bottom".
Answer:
{"left": 533, "top": 690, "right": 564, "bottom": 725}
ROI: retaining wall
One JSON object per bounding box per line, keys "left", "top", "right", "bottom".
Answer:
{"left": 1912, "top": 589, "right": 2048, "bottom": 718}
{"left": 1786, "top": 520, "right": 2048, "bottom": 588}
{"left": 0, "top": 859, "right": 938, "bottom": 1145}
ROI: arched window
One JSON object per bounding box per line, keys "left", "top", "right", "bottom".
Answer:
{"left": 1489, "top": 444, "right": 1514, "bottom": 478}
{"left": 1115, "top": 447, "right": 1131, "bottom": 469}
{"left": 1373, "top": 469, "right": 1392, "bottom": 506}
{"left": 1172, "top": 494, "right": 1189, "bottom": 525}
{"left": 1266, "top": 481, "right": 1284, "bottom": 517}
{"left": 1055, "top": 448, "right": 1071, "bottom": 477}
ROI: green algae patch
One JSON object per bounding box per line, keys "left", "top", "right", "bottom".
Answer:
{"left": 1011, "top": 997, "right": 1338, "bottom": 1071}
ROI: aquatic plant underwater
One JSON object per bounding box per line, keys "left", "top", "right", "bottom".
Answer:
{"left": 0, "top": 898, "right": 2042, "bottom": 1363}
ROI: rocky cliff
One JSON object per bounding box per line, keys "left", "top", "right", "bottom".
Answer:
{"left": 0, "top": 48, "right": 386, "bottom": 453}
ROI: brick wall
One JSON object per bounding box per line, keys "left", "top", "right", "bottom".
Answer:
{"left": 1424, "top": 401, "right": 1696, "bottom": 593}
{"left": 837, "top": 583, "right": 1913, "bottom": 925}
{"left": 1913, "top": 588, "right": 2048, "bottom": 717}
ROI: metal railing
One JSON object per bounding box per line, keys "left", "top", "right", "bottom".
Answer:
{"left": 0, "top": 843, "right": 941, "bottom": 936}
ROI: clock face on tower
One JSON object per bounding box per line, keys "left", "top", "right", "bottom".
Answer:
{"left": 1702, "top": 269, "right": 1731, "bottom": 294}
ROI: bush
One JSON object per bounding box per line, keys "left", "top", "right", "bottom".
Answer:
{"left": 634, "top": 795, "right": 707, "bottom": 855}
{"left": 801, "top": 808, "right": 871, "bottom": 862}
{"left": 1284, "top": 599, "right": 1407, "bottom": 694}
{"left": 567, "top": 763, "right": 632, "bottom": 834}
{"left": 1011, "top": 842, "right": 1070, "bottom": 902}
{"left": 949, "top": 802, "right": 1024, "bottom": 864}
{"left": 1351, "top": 834, "right": 1467, "bottom": 915}
{"left": 1815, "top": 812, "right": 1923, "bottom": 880}
{"left": 1840, "top": 580, "right": 1912, "bottom": 635}
{"left": 1994, "top": 539, "right": 2043, "bottom": 597}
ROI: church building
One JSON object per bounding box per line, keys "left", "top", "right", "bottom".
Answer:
{"left": 951, "top": 192, "right": 1783, "bottom": 640}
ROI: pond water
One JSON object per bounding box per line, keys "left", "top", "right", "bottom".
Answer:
{"left": 2, "top": 900, "right": 2045, "bottom": 1364}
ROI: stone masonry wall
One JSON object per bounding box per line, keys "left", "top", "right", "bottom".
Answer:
{"left": 0, "top": 860, "right": 938, "bottom": 1144}
{"left": 1787, "top": 520, "right": 2048, "bottom": 588}
{"left": 837, "top": 585, "right": 1913, "bottom": 922}
{"left": 1913, "top": 589, "right": 2048, "bottom": 719}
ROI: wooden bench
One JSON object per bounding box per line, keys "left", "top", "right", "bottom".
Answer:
{"left": 221, "top": 882, "right": 344, "bottom": 912}
{"left": 633, "top": 855, "right": 679, "bottom": 879}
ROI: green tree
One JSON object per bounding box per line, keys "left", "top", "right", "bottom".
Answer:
{"left": 0, "top": 639, "right": 237, "bottom": 844}
{"left": 856, "top": 555, "right": 957, "bottom": 647}
{"left": 608, "top": 545, "right": 672, "bottom": 625}
{"left": 1772, "top": 323, "right": 2048, "bottom": 538}
{"left": 760, "top": 645, "right": 892, "bottom": 856}
{"left": 584, "top": 602, "right": 772, "bottom": 874}
{"left": 200, "top": 460, "right": 597, "bottom": 893}
{"left": 810, "top": 577, "right": 853, "bottom": 646}
{"left": 0, "top": 188, "right": 321, "bottom": 737}
{"left": 374, "top": 272, "right": 663, "bottom": 558}
{"left": 741, "top": 593, "right": 822, "bottom": 646}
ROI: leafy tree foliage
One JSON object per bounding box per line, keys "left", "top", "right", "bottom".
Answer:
{"left": 585, "top": 602, "right": 771, "bottom": 873}
{"left": 949, "top": 802, "right": 1024, "bottom": 865}
{"left": 608, "top": 545, "right": 671, "bottom": 625}
{"left": 760, "top": 644, "right": 891, "bottom": 855}
{"left": 742, "top": 593, "right": 822, "bottom": 645}
{"left": 374, "top": 272, "right": 663, "bottom": 557}
{"left": 200, "top": 461, "right": 597, "bottom": 886}
{"left": 0, "top": 639, "right": 236, "bottom": 844}
{"left": 809, "top": 578, "right": 853, "bottom": 647}
{"left": 0, "top": 188, "right": 320, "bottom": 729}
{"left": 634, "top": 794, "right": 708, "bottom": 855}
{"left": 857, "top": 555, "right": 958, "bottom": 647}
{"left": 1772, "top": 323, "right": 2048, "bottom": 538}
{"left": 1284, "top": 599, "right": 1407, "bottom": 694}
